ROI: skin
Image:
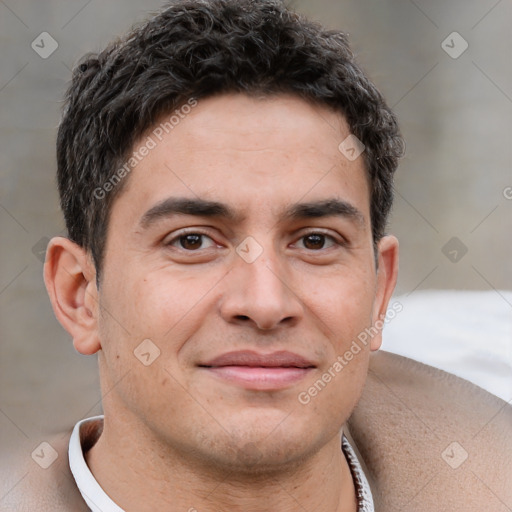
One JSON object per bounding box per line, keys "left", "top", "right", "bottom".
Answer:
{"left": 43, "top": 93, "right": 399, "bottom": 511}
{"left": 2, "top": 354, "right": 510, "bottom": 512}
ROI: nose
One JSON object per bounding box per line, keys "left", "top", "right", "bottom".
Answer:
{"left": 219, "top": 247, "right": 304, "bottom": 331}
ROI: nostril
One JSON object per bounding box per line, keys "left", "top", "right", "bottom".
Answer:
{"left": 235, "top": 315, "right": 250, "bottom": 321}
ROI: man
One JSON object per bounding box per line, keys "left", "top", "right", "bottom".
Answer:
{"left": 1, "top": 1, "right": 510, "bottom": 511}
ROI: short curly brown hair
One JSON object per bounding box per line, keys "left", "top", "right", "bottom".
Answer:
{"left": 57, "top": 0, "right": 403, "bottom": 280}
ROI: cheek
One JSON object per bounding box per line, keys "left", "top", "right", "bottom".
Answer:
{"left": 99, "top": 267, "right": 221, "bottom": 371}
{"left": 96, "top": 271, "right": 204, "bottom": 420}
{"left": 314, "top": 270, "right": 375, "bottom": 416}
{"left": 101, "top": 268, "right": 195, "bottom": 335}
{"left": 306, "top": 266, "right": 376, "bottom": 344}
{"left": 297, "top": 350, "right": 369, "bottom": 437}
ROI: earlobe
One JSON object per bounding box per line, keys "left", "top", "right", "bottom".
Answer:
{"left": 43, "top": 237, "right": 101, "bottom": 355}
{"left": 370, "top": 235, "right": 399, "bottom": 351}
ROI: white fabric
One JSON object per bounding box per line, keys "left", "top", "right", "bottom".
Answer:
{"left": 383, "top": 289, "right": 512, "bottom": 402}
{"left": 69, "top": 416, "right": 124, "bottom": 512}
{"left": 69, "top": 415, "right": 374, "bottom": 511}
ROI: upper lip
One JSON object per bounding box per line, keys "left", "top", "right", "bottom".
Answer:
{"left": 200, "top": 350, "right": 316, "bottom": 368}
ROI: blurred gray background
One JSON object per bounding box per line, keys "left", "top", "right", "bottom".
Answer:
{"left": 1, "top": 0, "right": 511, "bottom": 460}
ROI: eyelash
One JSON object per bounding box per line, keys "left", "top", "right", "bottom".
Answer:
{"left": 164, "top": 229, "right": 346, "bottom": 252}
{"left": 165, "top": 229, "right": 218, "bottom": 251}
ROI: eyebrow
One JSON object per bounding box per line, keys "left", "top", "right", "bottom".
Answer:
{"left": 283, "top": 198, "right": 365, "bottom": 226}
{"left": 139, "top": 197, "right": 240, "bottom": 228}
{"left": 139, "top": 197, "right": 365, "bottom": 229}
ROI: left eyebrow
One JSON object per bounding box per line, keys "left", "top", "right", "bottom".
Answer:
{"left": 282, "top": 199, "right": 366, "bottom": 227}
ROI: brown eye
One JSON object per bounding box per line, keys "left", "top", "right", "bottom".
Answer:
{"left": 303, "top": 234, "right": 326, "bottom": 250}
{"left": 296, "top": 232, "right": 340, "bottom": 251}
{"left": 179, "top": 234, "right": 203, "bottom": 250}
{"left": 165, "top": 232, "right": 216, "bottom": 251}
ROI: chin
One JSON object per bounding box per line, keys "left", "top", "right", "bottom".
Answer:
{"left": 199, "top": 439, "right": 314, "bottom": 478}
{"left": 200, "top": 414, "right": 329, "bottom": 476}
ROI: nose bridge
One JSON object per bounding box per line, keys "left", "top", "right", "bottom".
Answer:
{"left": 244, "top": 249, "right": 287, "bottom": 299}
{"left": 220, "top": 236, "right": 303, "bottom": 330}
{"left": 235, "top": 232, "right": 283, "bottom": 284}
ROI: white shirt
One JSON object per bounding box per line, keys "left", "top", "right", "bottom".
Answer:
{"left": 69, "top": 415, "right": 374, "bottom": 512}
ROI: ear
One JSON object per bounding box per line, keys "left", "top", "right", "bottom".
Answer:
{"left": 370, "top": 235, "right": 399, "bottom": 351}
{"left": 43, "top": 236, "right": 101, "bottom": 355}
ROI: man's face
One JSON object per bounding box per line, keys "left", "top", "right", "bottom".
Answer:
{"left": 93, "top": 93, "right": 396, "bottom": 471}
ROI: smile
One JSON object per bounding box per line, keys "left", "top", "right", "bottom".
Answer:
{"left": 198, "top": 350, "right": 316, "bottom": 390}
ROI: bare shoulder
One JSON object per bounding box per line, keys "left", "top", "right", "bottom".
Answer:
{"left": 347, "top": 351, "right": 512, "bottom": 512}
{"left": 0, "top": 431, "right": 88, "bottom": 512}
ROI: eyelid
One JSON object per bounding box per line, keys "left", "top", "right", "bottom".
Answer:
{"left": 294, "top": 228, "right": 348, "bottom": 247}
{"left": 161, "top": 227, "right": 348, "bottom": 252}
{"left": 163, "top": 228, "right": 219, "bottom": 249}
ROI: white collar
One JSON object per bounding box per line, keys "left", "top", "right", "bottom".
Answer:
{"left": 69, "top": 415, "right": 124, "bottom": 512}
{"left": 342, "top": 435, "right": 375, "bottom": 511}
{"left": 69, "top": 415, "right": 374, "bottom": 511}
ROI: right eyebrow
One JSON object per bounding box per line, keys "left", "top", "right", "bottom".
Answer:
{"left": 139, "top": 197, "right": 243, "bottom": 229}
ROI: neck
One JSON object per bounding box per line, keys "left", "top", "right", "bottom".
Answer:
{"left": 85, "top": 413, "right": 358, "bottom": 512}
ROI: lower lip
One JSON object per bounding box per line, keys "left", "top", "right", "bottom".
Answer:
{"left": 203, "top": 366, "right": 313, "bottom": 390}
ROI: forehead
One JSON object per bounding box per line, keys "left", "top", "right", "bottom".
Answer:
{"left": 112, "top": 93, "right": 370, "bottom": 228}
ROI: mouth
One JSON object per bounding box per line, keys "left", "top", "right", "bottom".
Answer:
{"left": 198, "top": 350, "right": 316, "bottom": 390}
